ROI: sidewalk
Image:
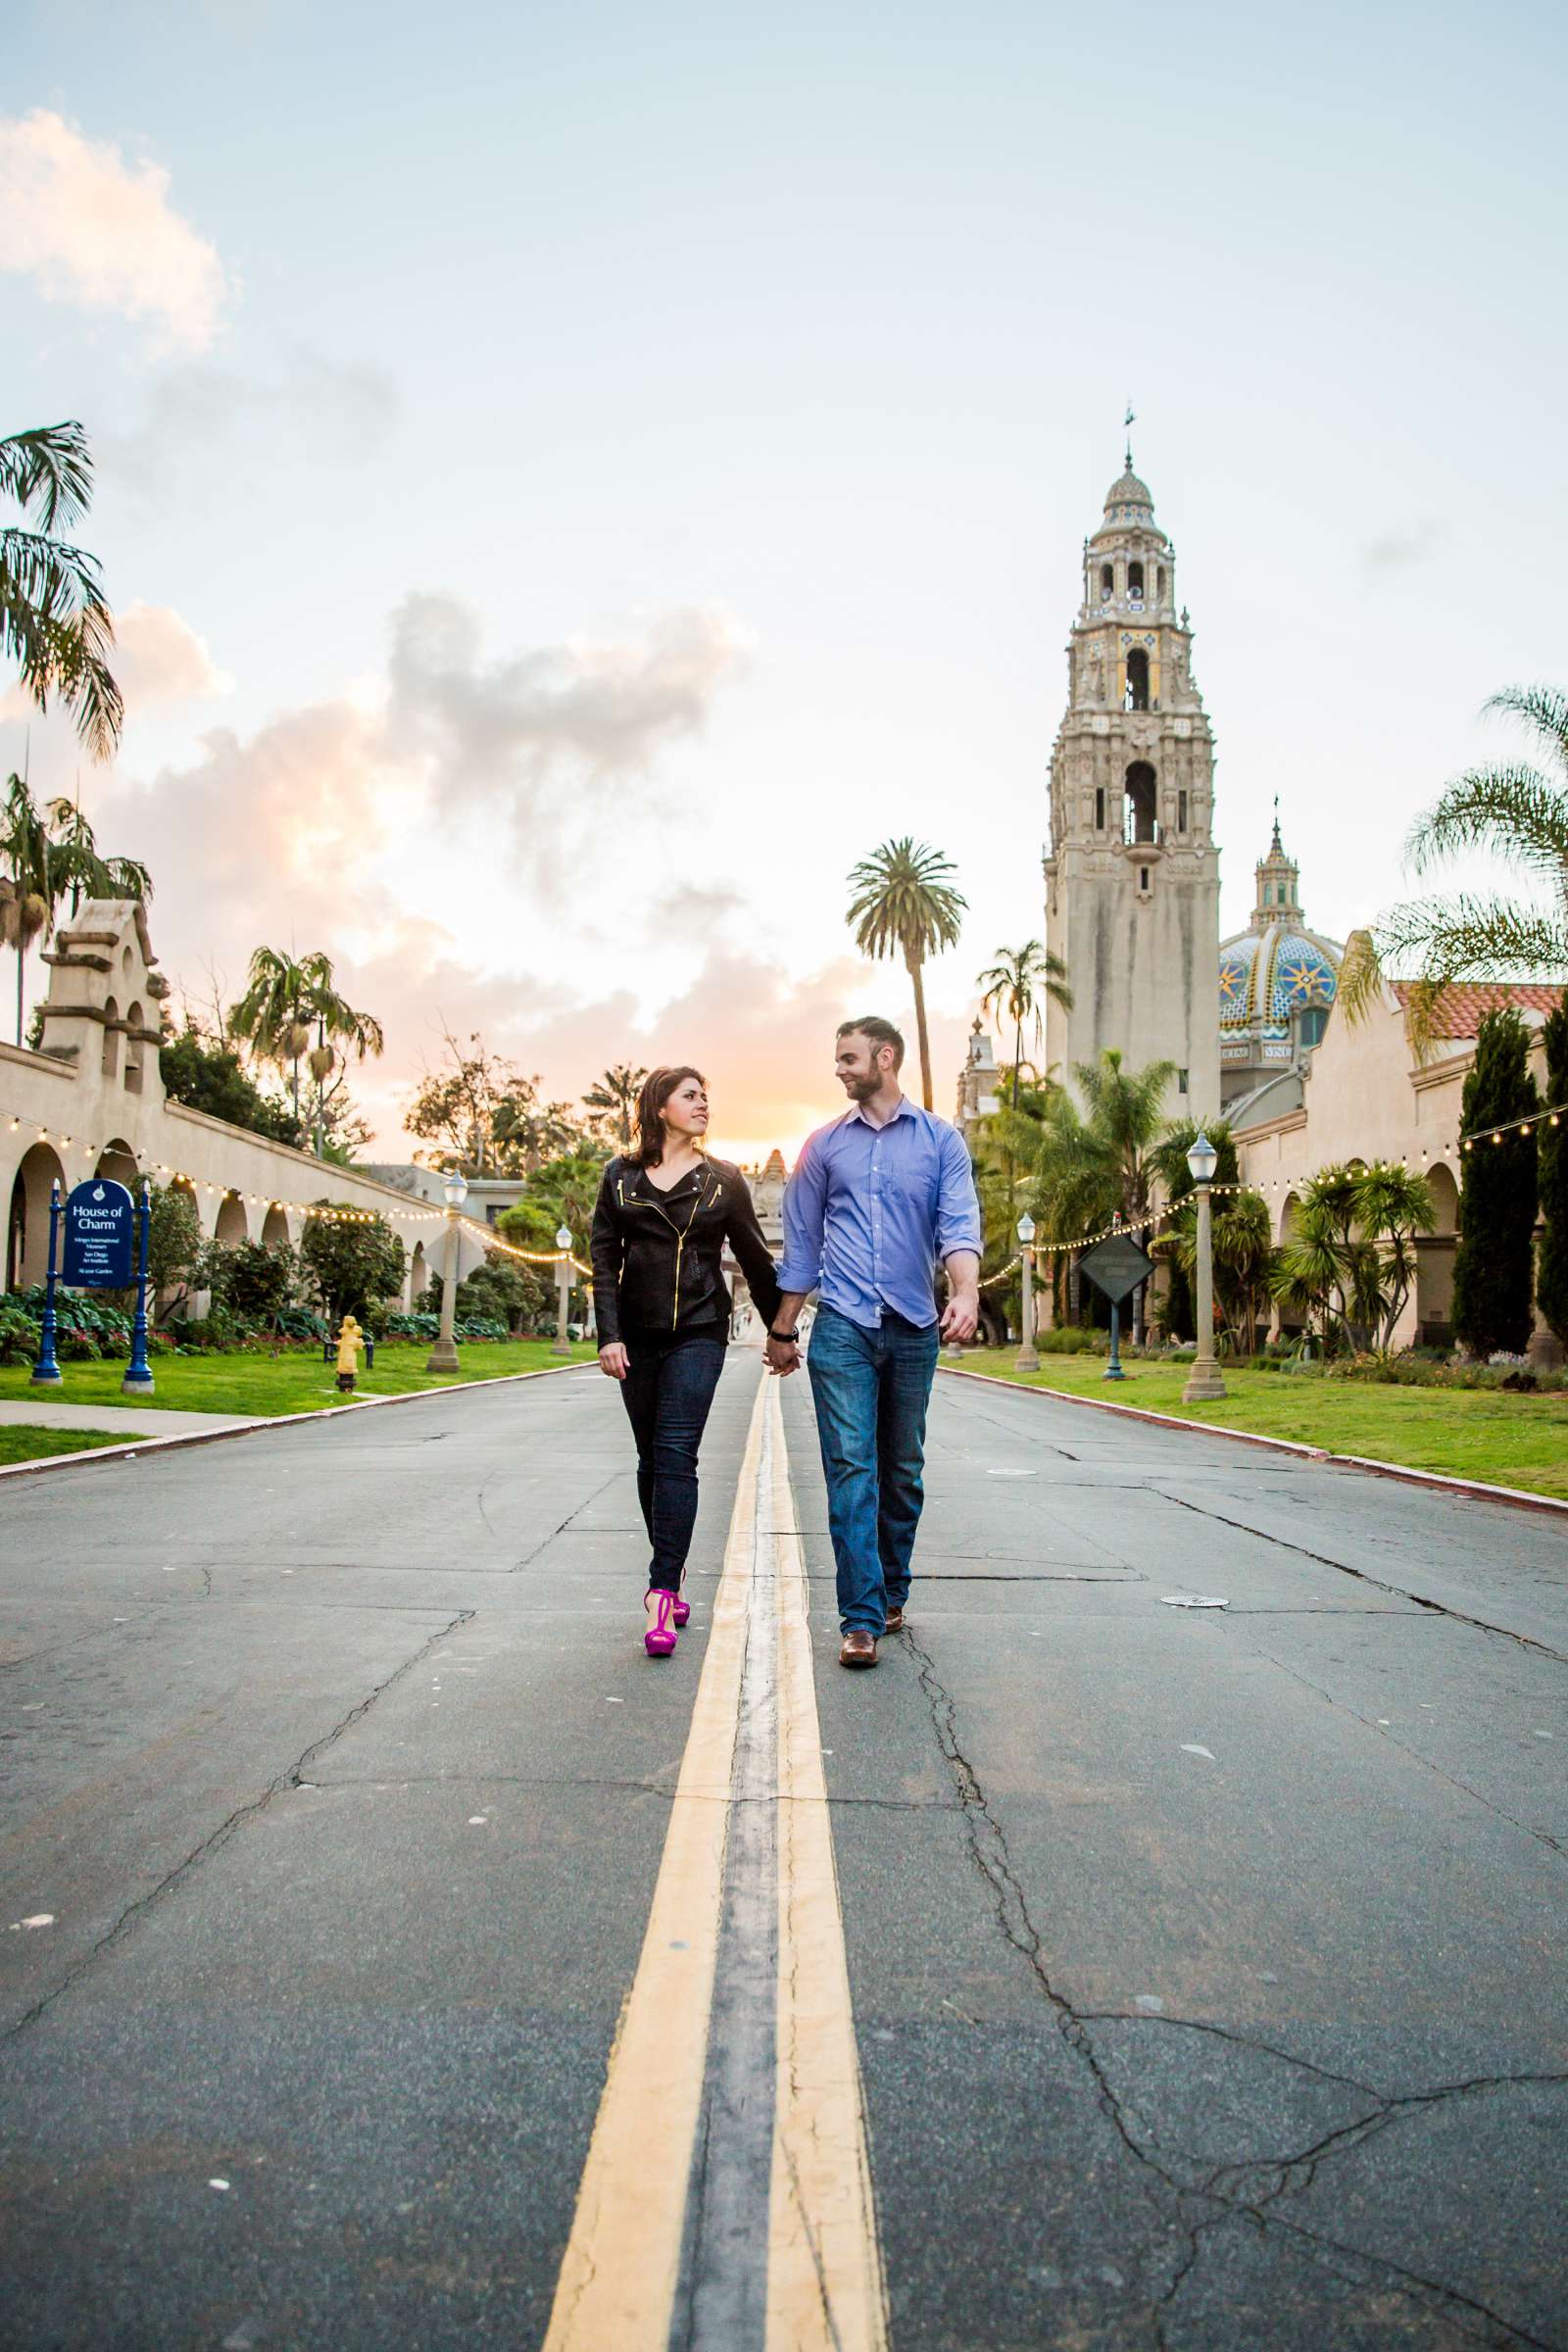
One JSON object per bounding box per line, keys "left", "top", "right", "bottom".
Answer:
{"left": 0, "top": 1399, "right": 257, "bottom": 1438}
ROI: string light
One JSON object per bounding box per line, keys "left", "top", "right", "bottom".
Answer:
{"left": 1459, "top": 1101, "right": 1565, "bottom": 1152}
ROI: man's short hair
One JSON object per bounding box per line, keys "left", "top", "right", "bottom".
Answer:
{"left": 837, "top": 1015, "right": 905, "bottom": 1069}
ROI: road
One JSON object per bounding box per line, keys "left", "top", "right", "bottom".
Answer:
{"left": 2, "top": 1350, "right": 1565, "bottom": 2350}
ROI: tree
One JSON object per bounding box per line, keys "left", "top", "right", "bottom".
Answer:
{"left": 229, "top": 946, "right": 382, "bottom": 1139}
{"left": 140, "top": 1181, "right": 203, "bottom": 1316}
{"left": 976, "top": 941, "right": 1071, "bottom": 1215}
{"left": 203, "top": 1238, "right": 300, "bottom": 1335}
{"left": 495, "top": 1145, "right": 610, "bottom": 1257}
{"left": 1272, "top": 1161, "right": 1436, "bottom": 1354}
{"left": 1, "top": 774, "right": 150, "bottom": 1044}
{"left": 583, "top": 1063, "right": 649, "bottom": 1151}
{"left": 1537, "top": 1002, "right": 1568, "bottom": 1349}
{"left": 1, "top": 419, "right": 122, "bottom": 760}
{"left": 846, "top": 837, "right": 966, "bottom": 1110}
{"left": 405, "top": 1029, "right": 579, "bottom": 1176}
{"left": 299, "top": 1205, "right": 406, "bottom": 1327}
{"left": 1342, "top": 685, "right": 1568, "bottom": 1052}
{"left": 159, "top": 1020, "right": 307, "bottom": 1146}
{"left": 1149, "top": 1118, "right": 1242, "bottom": 1342}
{"left": 1451, "top": 1007, "right": 1540, "bottom": 1356}
{"left": 977, "top": 941, "right": 1071, "bottom": 1111}
{"left": 1161, "top": 1186, "right": 1276, "bottom": 1355}
{"left": 1027, "top": 1049, "right": 1175, "bottom": 1337}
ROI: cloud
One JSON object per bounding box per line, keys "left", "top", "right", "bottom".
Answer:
{"left": 111, "top": 602, "right": 231, "bottom": 711}
{"left": 1360, "top": 519, "right": 1446, "bottom": 575}
{"left": 0, "top": 109, "right": 225, "bottom": 350}
{"left": 387, "top": 593, "right": 755, "bottom": 832}
{"left": 102, "top": 353, "right": 399, "bottom": 493}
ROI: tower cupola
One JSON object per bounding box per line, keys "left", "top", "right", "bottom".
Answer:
{"left": 1250, "top": 805, "right": 1302, "bottom": 932}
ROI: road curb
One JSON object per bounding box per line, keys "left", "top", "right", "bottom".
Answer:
{"left": 938, "top": 1362, "right": 1568, "bottom": 1520}
{"left": 0, "top": 1357, "right": 592, "bottom": 1488}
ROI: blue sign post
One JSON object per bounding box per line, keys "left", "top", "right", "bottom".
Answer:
{"left": 29, "top": 1182, "right": 64, "bottom": 1387}
{"left": 122, "top": 1180, "right": 156, "bottom": 1397}
{"left": 63, "top": 1178, "right": 136, "bottom": 1290}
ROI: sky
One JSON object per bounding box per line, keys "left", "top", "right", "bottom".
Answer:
{"left": 4, "top": 0, "right": 1566, "bottom": 1162}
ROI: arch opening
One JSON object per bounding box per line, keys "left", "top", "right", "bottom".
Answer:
{"left": 1127, "top": 560, "right": 1145, "bottom": 601}
{"left": 7, "top": 1142, "right": 69, "bottom": 1291}
{"left": 1125, "top": 648, "right": 1150, "bottom": 711}
{"left": 1123, "top": 760, "right": 1158, "bottom": 845}
{"left": 96, "top": 1138, "right": 138, "bottom": 1188}
{"left": 1099, "top": 564, "right": 1113, "bottom": 602}
{"left": 123, "top": 1002, "right": 145, "bottom": 1094}
{"left": 101, "top": 996, "right": 120, "bottom": 1080}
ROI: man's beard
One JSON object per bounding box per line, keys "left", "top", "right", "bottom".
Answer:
{"left": 842, "top": 1070, "right": 880, "bottom": 1102}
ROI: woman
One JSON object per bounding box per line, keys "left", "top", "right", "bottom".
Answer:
{"left": 590, "top": 1066, "right": 782, "bottom": 1657}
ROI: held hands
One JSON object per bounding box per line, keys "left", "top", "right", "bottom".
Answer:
{"left": 763, "top": 1332, "right": 801, "bottom": 1379}
{"left": 599, "top": 1343, "right": 629, "bottom": 1381}
{"left": 938, "top": 1287, "right": 980, "bottom": 1347}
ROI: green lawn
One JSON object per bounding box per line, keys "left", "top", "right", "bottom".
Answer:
{"left": 0, "top": 1340, "right": 596, "bottom": 1421}
{"left": 0, "top": 1425, "right": 152, "bottom": 1466}
{"left": 954, "top": 1349, "right": 1568, "bottom": 1504}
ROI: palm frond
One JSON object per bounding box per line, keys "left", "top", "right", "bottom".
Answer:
{"left": 0, "top": 422, "right": 93, "bottom": 533}
{"left": 1483, "top": 683, "right": 1568, "bottom": 776}
{"left": 1375, "top": 891, "right": 1567, "bottom": 982}
{"left": 1406, "top": 765, "right": 1568, "bottom": 883}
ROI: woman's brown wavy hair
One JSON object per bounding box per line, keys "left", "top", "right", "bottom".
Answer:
{"left": 631, "top": 1065, "right": 707, "bottom": 1167}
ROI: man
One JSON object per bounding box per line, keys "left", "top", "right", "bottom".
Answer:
{"left": 766, "top": 1017, "right": 982, "bottom": 1668}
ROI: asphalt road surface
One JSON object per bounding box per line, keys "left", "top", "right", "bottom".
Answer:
{"left": 2, "top": 1350, "right": 1565, "bottom": 2350}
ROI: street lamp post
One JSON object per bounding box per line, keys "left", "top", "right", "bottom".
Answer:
{"left": 1015, "top": 1211, "right": 1040, "bottom": 1372}
{"left": 425, "top": 1169, "right": 467, "bottom": 1373}
{"left": 553, "top": 1224, "right": 573, "bottom": 1355}
{"left": 1182, "top": 1132, "right": 1227, "bottom": 1403}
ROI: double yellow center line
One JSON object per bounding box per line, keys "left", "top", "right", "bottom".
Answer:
{"left": 543, "top": 1365, "right": 889, "bottom": 2351}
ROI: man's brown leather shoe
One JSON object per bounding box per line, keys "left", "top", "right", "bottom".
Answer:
{"left": 839, "top": 1629, "right": 878, "bottom": 1668}
{"left": 884, "top": 1606, "right": 905, "bottom": 1634}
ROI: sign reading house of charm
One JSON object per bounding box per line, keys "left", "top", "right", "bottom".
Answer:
{"left": 1078, "top": 1231, "right": 1154, "bottom": 1307}
{"left": 62, "top": 1179, "right": 136, "bottom": 1289}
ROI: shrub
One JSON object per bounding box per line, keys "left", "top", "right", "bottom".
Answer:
{"left": 0, "top": 1299, "right": 40, "bottom": 1363}
{"left": 1452, "top": 1007, "right": 1539, "bottom": 1356}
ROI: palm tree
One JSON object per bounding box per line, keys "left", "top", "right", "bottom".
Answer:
{"left": 583, "top": 1062, "right": 648, "bottom": 1150}
{"left": 977, "top": 939, "right": 1072, "bottom": 1221}
{"left": 0, "top": 775, "right": 151, "bottom": 1042}
{"left": 977, "top": 940, "right": 1072, "bottom": 1106}
{"left": 1342, "top": 684, "right": 1568, "bottom": 1050}
{"left": 1161, "top": 1188, "right": 1276, "bottom": 1355}
{"left": 0, "top": 774, "right": 51, "bottom": 1046}
{"left": 45, "top": 796, "right": 152, "bottom": 917}
{"left": 1029, "top": 1049, "right": 1176, "bottom": 1339}
{"left": 1271, "top": 1160, "right": 1434, "bottom": 1352}
{"left": 846, "top": 837, "right": 966, "bottom": 1109}
{"left": 2, "top": 421, "right": 122, "bottom": 760}
{"left": 233, "top": 948, "right": 382, "bottom": 1135}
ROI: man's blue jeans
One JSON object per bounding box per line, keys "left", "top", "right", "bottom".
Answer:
{"left": 807, "top": 1303, "right": 940, "bottom": 1635}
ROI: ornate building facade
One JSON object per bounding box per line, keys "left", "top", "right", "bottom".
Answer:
{"left": 1044, "top": 454, "right": 1221, "bottom": 1118}
{"left": 1219, "top": 813, "right": 1344, "bottom": 1111}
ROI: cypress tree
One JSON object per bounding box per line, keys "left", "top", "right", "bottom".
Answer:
{"left": 1451, "top": 1007, "right": 1540, "bottom": 1356}
{"left": 1536, "top": 1000, "right": 1568, "bottom": 1349}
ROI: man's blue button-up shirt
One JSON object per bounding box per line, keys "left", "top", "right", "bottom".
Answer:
{"left": 778, "top": 1097, "right": 983, "bottom": 1333}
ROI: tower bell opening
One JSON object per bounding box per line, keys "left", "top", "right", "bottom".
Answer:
{"left": 1123, "top": 760, "right": 1157, "bottom": 844}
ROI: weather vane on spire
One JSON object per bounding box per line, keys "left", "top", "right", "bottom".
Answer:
{"left": 1124, "top": 400, "right": 1137, "bottom": 468}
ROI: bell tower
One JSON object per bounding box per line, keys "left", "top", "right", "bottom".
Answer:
{"left": 1043, "top": 449, "right": 1221, "bottom": 1118}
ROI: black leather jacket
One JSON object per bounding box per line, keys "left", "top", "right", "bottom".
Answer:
{"left": 590, "top": 1154, "right": 782, "bottom": 1346}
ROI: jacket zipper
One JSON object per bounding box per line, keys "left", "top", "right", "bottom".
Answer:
{"left": 634, "top": 1183, "right": 707, "bottom": 1330}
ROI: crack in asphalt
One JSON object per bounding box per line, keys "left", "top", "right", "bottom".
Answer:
{"left": 900, "top": 1619, "right": 1562, "bottom": 2349}
{"left": 1152, "top": 1489, "right": 1568, "bottom": 1665}
{"left": 901, "top": 1623, "right": 1212, "bottom": 2328}
{"left": 508, "top": 1472, "right": 623, "bottom": 1573}
{"left": 1255, "top": 1646, "right": 1568, "bottom": 1864}
{"left": 0, "top": 1607, "right": 474, "bottom": 2045}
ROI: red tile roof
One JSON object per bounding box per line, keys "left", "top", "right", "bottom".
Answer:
{"left": 1391, "top": 981, "right": 1563, "bottom": 1039}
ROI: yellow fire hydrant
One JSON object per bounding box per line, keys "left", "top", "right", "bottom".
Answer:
{"left": 335, "top": 1314, "right": 365, "bottom": 1393}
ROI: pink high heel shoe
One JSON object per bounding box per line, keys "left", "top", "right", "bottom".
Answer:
{"left": 672, "top": 1577, "right": 691, "bottom": 1629}
{"left": 644, "top": 1589, "right": 679, "bottom": 1657}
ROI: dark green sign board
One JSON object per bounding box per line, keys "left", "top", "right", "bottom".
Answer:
{"left": 1078, "top": 1232, "right": 1154, "bottom": 1307}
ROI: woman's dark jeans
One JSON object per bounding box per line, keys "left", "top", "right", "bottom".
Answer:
{"left": 619, "top": 1330, "right": 726, "bottom": 1592}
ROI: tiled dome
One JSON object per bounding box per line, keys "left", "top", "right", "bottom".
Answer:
{"left": 1103, "top": 465, "right": 1154, "bottom": 515}
{"left": 1220, "top": 923, "right": 1341, "bottom": 1028}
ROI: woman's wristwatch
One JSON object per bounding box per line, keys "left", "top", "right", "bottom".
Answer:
{"left": 769, "top": 1326, "right": 800, "bottom": 1342}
